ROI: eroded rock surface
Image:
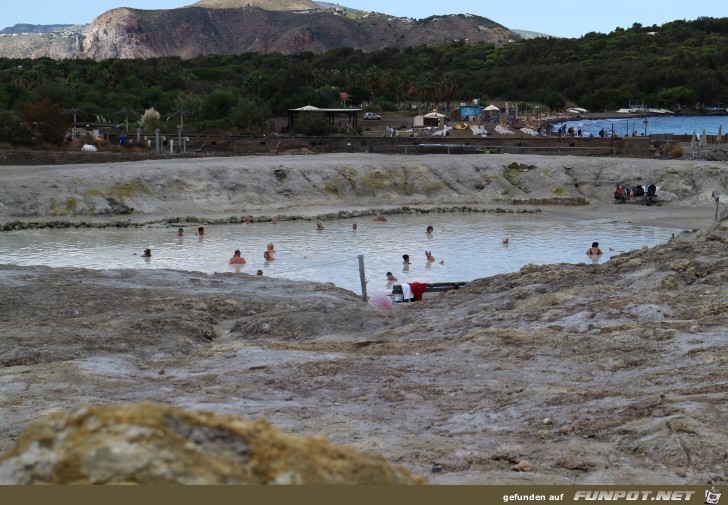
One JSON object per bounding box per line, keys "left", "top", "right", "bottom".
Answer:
{"left": 0, "top": 403, "right": 422, "bottom": 484}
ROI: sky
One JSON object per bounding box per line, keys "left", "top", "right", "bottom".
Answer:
{"left": 2, "top": 0, "right": 727, "bottom": 39}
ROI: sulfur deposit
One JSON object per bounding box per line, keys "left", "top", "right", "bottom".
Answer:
{"left": 0, "top": 403, "right": 423, "bottom": 485}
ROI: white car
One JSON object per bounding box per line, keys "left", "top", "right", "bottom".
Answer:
{"left": 362, "top": 112, "right": 381, "bottom": 120}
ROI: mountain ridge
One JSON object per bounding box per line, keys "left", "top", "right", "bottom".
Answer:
{"left": 0, "top": 4, "right": 523, "bottom": 60}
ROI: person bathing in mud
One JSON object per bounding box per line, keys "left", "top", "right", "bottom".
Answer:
{"left": 586, "top": 241, "right": 603, "bottom": 255}
{"left": 402, "top": 254, "right": 411, "bottom": 272}
{"left": 229, "top": 250, "right": 246, "bottom": 264}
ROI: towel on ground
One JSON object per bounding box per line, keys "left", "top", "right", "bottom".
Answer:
{"left": 400, "top": 283, "right": 414, "bottom": 301}
{"left": 408, "top": 282, "right": 429, "bottom": 301}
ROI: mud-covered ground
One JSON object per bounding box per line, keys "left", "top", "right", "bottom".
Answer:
{"left": 0, "top": 153, "right": 726, "bottom": 484}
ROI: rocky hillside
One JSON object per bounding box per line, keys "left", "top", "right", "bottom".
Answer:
{"left": 0, "top": 5, "right": 517, "bottom": 60}
{"left": 193, "top": 0, "right": 318, "bottom": 9}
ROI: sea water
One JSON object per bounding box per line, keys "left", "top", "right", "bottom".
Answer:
{"left": 559, "top": 115, "right": 728, "bottom": 138}
{"left": 0, "top": 213, "right": 677, "bottom": 294}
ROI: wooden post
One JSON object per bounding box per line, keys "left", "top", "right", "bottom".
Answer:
{"left": 358, "top": 254, "right": 368, "bottom": 302}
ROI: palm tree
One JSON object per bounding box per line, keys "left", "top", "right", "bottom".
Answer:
{"left": 365, "top": 67, "right": 384, "bottom": 102}
{"left": 167, "top": 109, "right": 192, "bottom": 129}
{"left": 440, "top": 73, "right": 458, "bottom": 115}
{"left": 115, "top": 107, "right": 140, "bottom": 133}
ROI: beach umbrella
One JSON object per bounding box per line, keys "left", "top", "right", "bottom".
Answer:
{"left": 691, "top": 131, "right": 697, "bottom": 160}
{"left": 718, "top": 124, "right": 723, "bottom": 143}
{"left": 700, "top": 128, "right": 708, "bottom": 148}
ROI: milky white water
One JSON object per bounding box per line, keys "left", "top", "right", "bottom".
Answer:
{"left": 0, "top": 213, "right": 678, "bottom": 294}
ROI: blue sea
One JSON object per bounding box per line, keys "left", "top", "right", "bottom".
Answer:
{"left": 558, "top": 115, "right": 727, "bottom": 138}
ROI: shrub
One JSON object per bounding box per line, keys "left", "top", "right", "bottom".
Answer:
{"left": 293, "top": 112, "right": 334, "bottom": 136}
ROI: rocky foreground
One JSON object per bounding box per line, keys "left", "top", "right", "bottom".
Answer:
{"left": 0, "top": 153, "right": 726, "bottom": 484}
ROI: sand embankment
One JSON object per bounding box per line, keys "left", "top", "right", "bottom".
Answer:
{"left": 0, "top": 152, "right": 724, "bottom": 229}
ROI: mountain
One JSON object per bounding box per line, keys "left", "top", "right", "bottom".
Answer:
{"left": 0, "top": 25, "right": 86, "bottom": 59}
{"left": 0, "top": 24, "right": 79, "bottom": 34}
{"left": 0, "top": 4, "right": 520, "bottom": 60}
{"left": 511, "top": 29, "right": 552, "bottom": 39}
{"left": 191, "top": 0, "right": 318, "bottom": 9}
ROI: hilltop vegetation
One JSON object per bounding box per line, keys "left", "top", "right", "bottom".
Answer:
{"left": 0, "top": 17, "right": 726, "bottom": 146}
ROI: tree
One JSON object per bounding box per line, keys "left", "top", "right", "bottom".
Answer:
{"left": 440, "top": 73, "right": 458, "bottom": 113}
{"left": 232, "top": 97, "right": 271, "bottom": 133}
{"left": 292, "top": 112, "right": 333, "bottom": 136}
{"left": 656, "top": 86, "right": 696, "bottom": 109}
{"left": 202, "top": 90, "right": 237, "bottom": 121}
{"left": 0, "top": 111, "right": 31, "bottom": 146}
{"left": 21, "top": 99, "right": 67, "bottom": 145}
{"left": 543, "top": 91, "right": 567, "bottom": 111}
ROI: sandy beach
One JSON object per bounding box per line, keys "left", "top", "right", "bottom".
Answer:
{"left": 0, "top": 152, "right": 726, "bottom": 484}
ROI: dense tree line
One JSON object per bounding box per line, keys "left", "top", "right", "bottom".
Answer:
{"left": 0, "top": 16, "right": 726, "bottom": 145}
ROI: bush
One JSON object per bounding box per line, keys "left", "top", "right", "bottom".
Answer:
{"left": 371, "top": 100, "right": 396, "bottom": 112}
{"left": 0, "top": 111, "right": 32, "bottom": 146}
{"left": 668, "top": 142, "right": 684, "bottom": 158}
{"left": 293, "top": 112, "right": 334, "bottom": 136}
